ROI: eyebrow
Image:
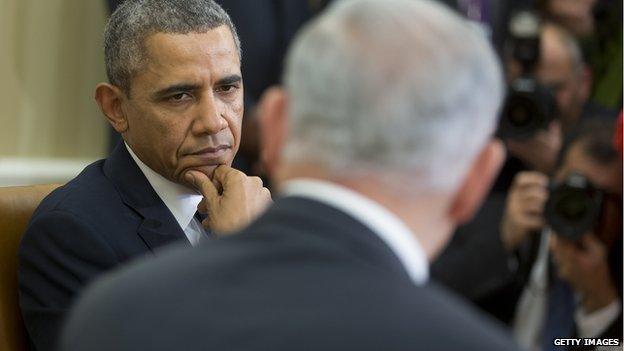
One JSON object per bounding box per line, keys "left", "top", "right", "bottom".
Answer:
{"left": 152, "top": 75, "right": 242, "bottom": 100}
{"left": 215, "top": 74, "right": 242, "bottom": 86}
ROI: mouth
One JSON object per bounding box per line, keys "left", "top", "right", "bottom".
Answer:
{"left": 187, "top": 145, "right": 231, "bottom": 161}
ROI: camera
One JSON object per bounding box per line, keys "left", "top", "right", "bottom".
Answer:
{"left": 497, "top": 10, "right": 557, "bottom": 140}
{"left": 544, "top": 172, "right": 604, "bottom": 241}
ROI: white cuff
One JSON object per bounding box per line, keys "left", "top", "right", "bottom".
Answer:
{"left": 575, "top": 299, "right": 621, "bottom": 338}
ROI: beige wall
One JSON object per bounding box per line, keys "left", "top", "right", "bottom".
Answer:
{"left": 0, "top": 0, "right": 109, "bottom": 159}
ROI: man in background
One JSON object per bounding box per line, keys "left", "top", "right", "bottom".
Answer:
{"left": 18, "top": 1, "right": 270, "bottom": 350}
{"left": 61, "top": 1, "right": 520, "bottom": 350}
{"left": 537, "top": 0, "right": 622, "bottom": 110}
{"left": 432, "top": 22, "right": 592, "bottom": 311}
{"left": 506, "top": 120, "right": 621, "bottom": 349}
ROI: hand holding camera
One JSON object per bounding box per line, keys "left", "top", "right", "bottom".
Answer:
{"left": 501, "top": 171, "right": 549, "bottom": 251}
{"left": 550, "top": 233, "right": 618, "bottom": 313}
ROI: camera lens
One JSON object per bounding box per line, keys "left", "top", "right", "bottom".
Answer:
{"left": 508, "top": 97, "right": 534, "bottom": 127}
{"left": 545, "top": 173, "right": 604, "bottom": 241}
{"left": 555, "top": 190, "right": 589, "bottom": 223}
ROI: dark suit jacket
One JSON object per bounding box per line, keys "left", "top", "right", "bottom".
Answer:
{"left": 18, "top": 142, "right": 191, "bottom": 351}
{"left": 61, "top": 196, "right": 520, "bottom": 351}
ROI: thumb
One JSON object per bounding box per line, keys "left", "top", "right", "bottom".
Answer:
{"left": 186, "top": 170, "right": 219, "bottom": 204}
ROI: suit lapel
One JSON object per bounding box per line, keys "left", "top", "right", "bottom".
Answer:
{"left": 103, "top": 142, "right": 190, "bottom": 252}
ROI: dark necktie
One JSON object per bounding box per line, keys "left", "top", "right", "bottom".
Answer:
{"left": 542, "top": 274, "right": 576, "bottom": 351}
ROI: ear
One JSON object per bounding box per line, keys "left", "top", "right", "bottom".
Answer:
{"left": 448, "top": 139, "right": 506, "bottom": 224}
{"left": 95, "top": 83, "right": 129, "bottom": 133}
{"left": 258, "top": 86, "right": 288, "bottom": 178}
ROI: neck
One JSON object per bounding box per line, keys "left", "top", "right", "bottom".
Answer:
{"left": 276, "top": 164, "right": 455, "bottom": 261}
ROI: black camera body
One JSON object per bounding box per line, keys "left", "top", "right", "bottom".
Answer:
{"left": 499, "top": 77, "right": 557, "bottom": 140}
{"left": 545, "top": 172, "right": 604, "bottom": 241}
{"left": 497, "top": 10, "right": 558, "bottom": 140}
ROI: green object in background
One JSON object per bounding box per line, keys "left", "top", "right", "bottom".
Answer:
{"left": 590, "top": 29, "right": 623, "bottom": 109}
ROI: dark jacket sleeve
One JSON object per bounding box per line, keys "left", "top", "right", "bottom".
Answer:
{"left": 18, "top": 209, "right": 119, "bottom": 351}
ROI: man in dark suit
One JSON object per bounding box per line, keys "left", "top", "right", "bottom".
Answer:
{"left": 61, "top": 1, "right": 520, "bottom": 350}
{"left": 18, "top": 1, "right": 271, "bottom": 350}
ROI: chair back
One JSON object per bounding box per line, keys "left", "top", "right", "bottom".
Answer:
{"left": 0, "top": 184, "right": 60, "bottom": 351}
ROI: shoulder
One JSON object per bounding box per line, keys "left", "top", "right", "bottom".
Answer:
{"left": 30, "top": 159, "right": 132, "bottom": 228}
{"left": 36, "top": 160, "right": 115, "bottom": 214}
{"left": 393, "top": 282, "right": 519, "bottom": 350}
{"left": 63, "top": 237, "right": 520, "bottom": 351}
{"left": 21, "top": 158, "right": 135, "bottom": 255}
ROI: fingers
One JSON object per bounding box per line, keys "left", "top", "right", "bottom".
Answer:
{"left": 516, "top": 213, "right": 544, "bottom": 230}
{"left": 261, "top": 186, "right": 272, "bottom": 200}
{"left": 196, "top": 164, "right": 273, "bottom": 234}
{"left": 511, "top": 172, "right": 549, "bottom": 215}
{"left": 550, "top": 231, "right": 614, "bottom": 298}
{"left": 517, "top": 187, "right": 548, "bottom": 204}
{"left": 186, "top": 170, "right": 219, "bottom": 204}
{"left": 212, "top": 165, "right": 244, "bottom": 188}
{"left": 513, "top": 171, "right": 549, "bottom": 189}
{"left": 197, "top": 198, "right": 208, "bottom": 214}
{"left": 501, "top": 172, "right": 551, "bottom": 251}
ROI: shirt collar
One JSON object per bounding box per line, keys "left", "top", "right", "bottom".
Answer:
{"left": 280, "top": 178, "right": 429, "bottom": 285}
{"left": 125, "top": 143, "right": 202, "bottom": 231}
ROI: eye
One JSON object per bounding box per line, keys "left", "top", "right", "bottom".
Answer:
{"left": 216, "top": 84, "right": 238, "bottom": 93}
{"left": 168, "top": 92, "right": 192, "bottom": 102}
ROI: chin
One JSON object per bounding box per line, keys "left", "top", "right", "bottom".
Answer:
{"left": 193, "top": 165, "right": 219, "bottom": 179}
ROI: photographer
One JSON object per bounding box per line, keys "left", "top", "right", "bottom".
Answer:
{"left": 509, "top": 119, "right": 622, "bottom": 349}
{"left": 432, "top": 21, "right": 590, "bottom": 307}
{"left": 537, "top": 0, "right": 622, "bottom": 110}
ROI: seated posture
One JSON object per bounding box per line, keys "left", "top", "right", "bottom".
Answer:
{"left": 61, "top": 1, "right": 521, "bottom": 350}
{"left": 18, "top": 1, "right": 270, "bottom": 350}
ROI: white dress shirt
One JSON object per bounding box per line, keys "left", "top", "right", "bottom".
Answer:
{"left": 281, "top": 178, "right": 429, "bottom": 286}
{"left": 125, "top": 143, "right": 206, "bottom": 246}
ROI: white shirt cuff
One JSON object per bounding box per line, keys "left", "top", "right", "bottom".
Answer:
{"left": 575, "top": 299, "right": 621, "bottom": 338}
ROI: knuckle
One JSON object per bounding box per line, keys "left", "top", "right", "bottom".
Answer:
{"left": 230, "top": 171, "right": 245, "bottom": 183}
{"left": 251, "top": 176, "right": 263, "bottom": 187}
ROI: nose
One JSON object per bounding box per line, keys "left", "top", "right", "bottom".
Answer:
{"left": 192, "top": 93, "right": 227, "bottom": 135}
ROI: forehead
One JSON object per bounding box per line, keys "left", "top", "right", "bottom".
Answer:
{"left": 537, "top": 27, "right": 573, "bottom": 81}
{"left": 560, "top": 142, "right": 621, "bottom": 194}
{"left": 138, "top": 26, "right": 240, "bottom": 84}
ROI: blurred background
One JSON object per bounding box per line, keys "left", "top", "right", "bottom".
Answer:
{"left": 0, "top": 1, "right": 109, "bottom": 185}
{"left": 0, "top": 0, "right": 621, "bottom": 185}
{"left": 1, "top": 1, "right": 622, "bottom": 348}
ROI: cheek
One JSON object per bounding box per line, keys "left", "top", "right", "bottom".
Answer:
{"left": 146, "top": 113, "right": 188, "bottom": 164}
{"left": 556, "top": 90, "right": 573, "bottom": 110}
{"left": 227, "top": 98, "right": 244, "bottom": 144}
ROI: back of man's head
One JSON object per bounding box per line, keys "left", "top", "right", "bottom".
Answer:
{"left": 282, "top": 0, "right": 503, "bottom": 191}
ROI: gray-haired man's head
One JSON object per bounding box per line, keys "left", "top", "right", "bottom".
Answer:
{"left": 277, "top": 0, "right": 504, "bottom": 191}
{"left": 104, "top": 0, "right": 240, "bottom": 94}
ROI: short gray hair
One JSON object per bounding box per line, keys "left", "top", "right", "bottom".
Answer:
{"left": 104, "top": 0, "right": 241, "bottom": 93}
{"left": 283, "top": 0, "right": 504, "bottom": 190}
